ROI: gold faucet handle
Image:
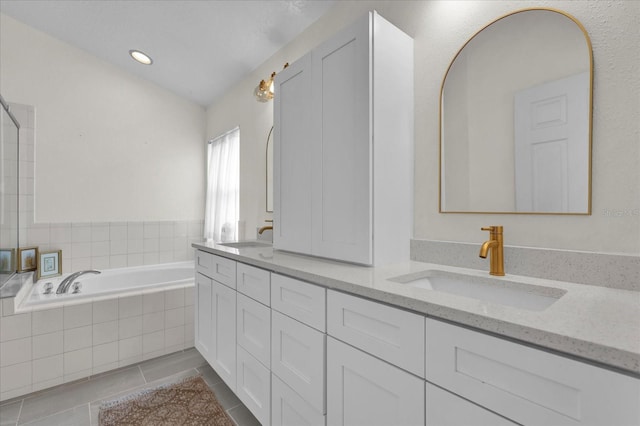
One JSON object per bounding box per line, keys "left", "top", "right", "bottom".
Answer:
{"left": 481, "top": 226, "right": 503, "bottom": 233}
{"left": 481, "top": 226, "right": 496, "bottom": 235}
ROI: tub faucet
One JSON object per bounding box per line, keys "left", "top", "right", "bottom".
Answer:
{"left": 56, "top": 270, "right": 101, "bottom": 294}
{"left": 479, "top": 226, "right": 505, "bottom": 276}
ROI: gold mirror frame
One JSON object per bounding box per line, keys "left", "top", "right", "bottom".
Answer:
{"left": 438, "top": 8, "right": 593, "bottom": 215}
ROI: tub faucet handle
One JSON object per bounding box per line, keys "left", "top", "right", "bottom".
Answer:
{"left": 57, "top": 270, "right": 101, "bottom": 294}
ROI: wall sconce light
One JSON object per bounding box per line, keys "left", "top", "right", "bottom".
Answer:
{"left": 254, "top": 63, "right": 289, "bottom": 102}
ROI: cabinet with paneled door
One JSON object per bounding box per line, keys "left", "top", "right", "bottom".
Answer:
{"left": 194, "top": 251, "right": 236, "bottom": 391}
{"left": 195, "top": 250, "right": 640, "bottom": 425}
{"left": 235, "top": 265, "right": 272, "bottom": 426}
{"left": 270, "top": 274, "right": 327, "bottom": 425}
{"left": 273, "top": 10, "right": 413, "bottom": 266}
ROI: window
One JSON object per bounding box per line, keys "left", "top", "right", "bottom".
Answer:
{"left": 204, "top": 127, "right": 239, "bottom": 242}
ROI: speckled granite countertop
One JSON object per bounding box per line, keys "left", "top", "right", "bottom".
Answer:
{"left": 193, "top": 241, "right": 640, "bottom": 376}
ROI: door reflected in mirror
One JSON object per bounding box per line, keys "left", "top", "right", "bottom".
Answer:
{"left": 440, "top": 9, "right": 592, "bottom": 214}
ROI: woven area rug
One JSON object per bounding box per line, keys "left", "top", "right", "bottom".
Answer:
{"left": 98, "top": 375, "right": 235, "bottom": 426}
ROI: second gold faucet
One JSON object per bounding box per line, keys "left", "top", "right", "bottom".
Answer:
{"left": 479, "top": 226, "right": 505, "bottom": 276}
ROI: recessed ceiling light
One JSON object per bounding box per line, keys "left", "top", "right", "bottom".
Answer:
{"left": 129, "top": 50, "right": 153, "bottom": 65}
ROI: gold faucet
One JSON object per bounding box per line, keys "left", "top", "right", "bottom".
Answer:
{"left": 479, "top": 226, "right": 504, "bottom": 276}
{"left": 258, "top": 225, "right": 272, "bottom": 234}
{"left": 258, "top": 219, "right": 273, "bottom": 235}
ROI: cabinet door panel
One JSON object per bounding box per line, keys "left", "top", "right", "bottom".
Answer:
{"left": 211, "top": 280, "right": 236, "bottom": 391}
{"left": 237, "top": 293, "right": 271, "bottom": 367}
{"left": 236, "top": 346, "right": 270, "bottom": 426}
{"left": 327, "top": 290, "right": 425, "bottom": 377}
{"left": 426, "top": 318, "right": 640, "bottom": 425}
{"left": 195, "top": 251, "right": 213, "bottom": 277}
{"left": 271, "top": 274, "right": 326, "bottom": 332}
{"left": 426, "top": 382, "right": 517, "bottom": 426}
{"left": 271, "top": 311, "right": 325, "bottom": 413}
{"left": 311, "top": 12, "right": 372, "bottom": 265}
{"left": 194, "top": 273, "right": 213, "bottom": 363}
{"left": 196, "top": 251, "right": 236, "bottom": 287}
{"left": 273, "top": 53, "right": 313, "bottom": 255}
{"left": 272, "top": 374, "right": 325, "bottom": 426}
{"left": 237, "top": 263, "right": 271, "bottom": 306}
{"left": 211, "top": 254, "right": 237, "bottom": 289}
{"left": 327, "top": 337, "right": 424, "bottom": 426}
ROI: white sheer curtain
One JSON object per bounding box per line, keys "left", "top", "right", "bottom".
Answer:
{"left": 204, "top": 127, "right": 239, "bottom": 242}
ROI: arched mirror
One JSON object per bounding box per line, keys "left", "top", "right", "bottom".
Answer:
{"left": 439, "top": 8, "right": 593, "bottom": 214}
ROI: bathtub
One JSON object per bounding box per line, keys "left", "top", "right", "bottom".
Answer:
{"left": 20, "top": 261, "right": 194, "bottom": 309}
{"left": 1, "top": 261, "right": 196, "bottom": 401}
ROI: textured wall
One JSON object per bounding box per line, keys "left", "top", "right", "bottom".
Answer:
{"left": 207, "top": 0, "right": 638, "bottom": 254}
{"left": 412, "top": 0, "right": 639, "bottom": 254}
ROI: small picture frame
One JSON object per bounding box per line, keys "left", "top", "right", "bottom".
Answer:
{"left": 37, "top": 250, "right": 62, "bottom": 280}
{"left": 0, "top": 249, "right": 15, "bottom": 273}
{"left": 17, "top": 247, "right": 38, "bottom": 272}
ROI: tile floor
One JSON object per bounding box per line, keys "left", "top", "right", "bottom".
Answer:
{"left": 0, "top": 348, "right": 260, "bottom": 426}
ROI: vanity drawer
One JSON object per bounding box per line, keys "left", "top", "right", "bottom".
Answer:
{"left": 425, "top": 318, "right": 640, "bottom": 426}
{"left": 271, "top": 310, "right": 325, "bottom": 413}
{"left": 327, "top": 290, "right": 425, "bottom": 377}
{"left": 271, "top": 274, "right": 326, "bottom": 332}
{"left": 236, "top": 293, "right": 270, "bottom": 367}
{"left": 195, "top": 251, "right": 236, "bottom": 288}
{"left": 195, "top": 250, "right": 213, "bottom": 276}
{"left": 237, "top": 263, "right": 270, "bottom": 306}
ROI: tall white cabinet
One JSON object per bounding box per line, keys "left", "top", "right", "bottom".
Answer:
{"left": 274, "top": 11, "right": 413, "bottom": 266}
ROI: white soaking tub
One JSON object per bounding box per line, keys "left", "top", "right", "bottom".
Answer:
{"left": 21, "top": 261, "right": 194, "bottom": 309}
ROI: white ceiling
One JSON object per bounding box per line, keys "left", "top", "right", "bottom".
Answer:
{"left": 0, "top": 0, "right": 335, "bottom": 107}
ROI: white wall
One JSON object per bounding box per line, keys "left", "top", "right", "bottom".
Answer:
{"left": 207, "top": 0, "right": 639, "bottom": 254}
{"left": 0, "top": 14, "right": 206, "bottom": 223}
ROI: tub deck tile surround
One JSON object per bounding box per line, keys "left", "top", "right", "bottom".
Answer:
{"left": 192, "top": 241, "right": 640, "bottom": 375}
{"left": 0, "top": 284, "right": 195, "bottom": 402}
{"left": 0, "top": 349, "right": 259, "bottom": 426}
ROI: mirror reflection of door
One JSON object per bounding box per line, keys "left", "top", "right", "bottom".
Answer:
{"left": 514, "top": 72, "right": 589, "bottom": 213}
{"left": 439, "top": 9, "right": 592, "bottom": 214}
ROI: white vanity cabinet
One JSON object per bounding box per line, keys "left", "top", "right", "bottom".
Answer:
{"left": 327, "top": 336, "right": 425, "bottom": 426}
{"left": 195, "top": 252, "right": 238, "bottom": 391}
{"left": 194, "top": 272, "right": 213, "bottom": 364}
{"left": 426, "top": 318, "right": 640, "bottom": 426}
{"left": 425, "top": 383, "right": 517, "bottom": 426}
{"left": 326, "top": 290, "right": 425, "bottom": 426}
{"left": 274, "top": 11, "right": 413, "bottom": 266}
{"left": 236, "top": 345, "right": 271, "bottom": 426}
{"left": 271, "top": 374, "right": 325, "bottom": 426}
{"left": 194, "top": 249, "right": 640, "bottom": 426}
{"left": 210, "top": 275, "right": 237, "bottom": 391}
{"left": 270, "top": 274, "right": 327, "bottom": 417}
{"left": 235, "top": 264, "right": 272, "bottom": 425}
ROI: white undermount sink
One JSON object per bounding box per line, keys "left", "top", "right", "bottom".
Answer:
{"left": 390, "top": 270, "right": 566, "bottom": 311}
{"left": 219, "top": 241, "right": 272, "bottom": 248}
